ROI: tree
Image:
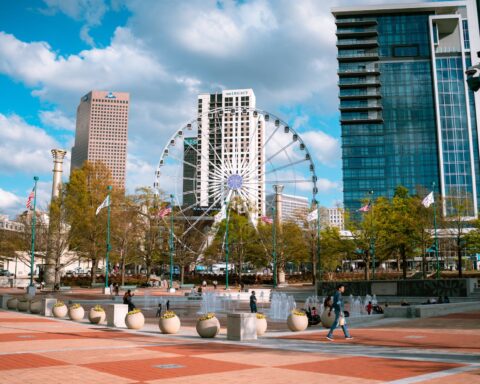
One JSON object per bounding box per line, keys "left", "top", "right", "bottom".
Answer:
{"left": 64, "top": 161, "right": 122, "bottom": 284}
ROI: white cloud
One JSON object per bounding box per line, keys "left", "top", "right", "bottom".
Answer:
{"left": 0, "top": 188, "right": 21, "bottom": 212}
{"left": 0, "top": 114, "right": 60, "bottom": 174}
{"left": 317, "top": 178, "right": 340, "bottom": 193}
{"left": 301, "top": 130, "right": 341, "bottom": 167}
{"left": 39, "top": 110, "right": 75, "bottom": 131}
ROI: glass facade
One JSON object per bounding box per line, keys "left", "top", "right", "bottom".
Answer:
{"left": 335, "top": 4, "right": 479, "bottom": 217}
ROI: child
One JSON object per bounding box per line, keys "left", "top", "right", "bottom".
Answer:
{"left": 366, "top": 301, "right": 372, "bottom": 315}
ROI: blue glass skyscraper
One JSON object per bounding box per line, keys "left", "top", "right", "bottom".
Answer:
{"left": 333, "top": 1, "right": 480, "bottom": 217}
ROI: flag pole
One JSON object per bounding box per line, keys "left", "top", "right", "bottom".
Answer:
{"left": 169, "top": 194, "right": 174, "bottom": 291}
{"left": 225, "top": 199, "right": 230, "bottom": 290}
{"left": 316, "top": 200, "right": 321, "bottom": 297}
{"left": 369, "top": 190, "right": 375, "bottom": 279}
{"left": 272, "top": 206, "right": 277, "bottom": 289}
{"left": 29, "top": 176, "right": 39, "bottom": 289}
{"left": 105, "top": 186, "right": 112, "bottom": 290}
{"left": 432, "top": 182, "right": 440, "bottom": 280}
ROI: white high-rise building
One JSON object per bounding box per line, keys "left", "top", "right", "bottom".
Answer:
{"left": 196, "top": 89, "right": 265, "bottom": 217}
{"left": 266, "top": 193, "right": 309, "bottom": 223}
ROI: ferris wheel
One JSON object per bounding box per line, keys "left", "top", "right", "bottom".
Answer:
{"left": 153, "top": 106, "right": 319, "bottom": 251}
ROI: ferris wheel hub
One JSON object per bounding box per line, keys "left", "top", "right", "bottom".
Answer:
{"left": 227, "top": 174, "right": 243, "bottom": 190}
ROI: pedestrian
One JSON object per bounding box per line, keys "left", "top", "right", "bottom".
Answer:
{"left": 366, "top": 301, "right": 372, "bottom": 315}
{"left": 250, "top": 290, "right": 257, "bottom": 313}
{"left": 156, "top": 303, "right": 162, "bottom": 317}
{"left": 166, "top": 300, "right": 170, "bottom": 311}
{"left": 114, "top": 283, "right": 119, "bottom": 296}
{"left": 213, "top": 280, "right": 218, "bottom": 290}
{"left": 326, "top": 284, "right": 352, "bottom": 341}
{"left": 202, "top": 280, "right": 207, "bottom": 289}
{"left": 123, "top": 289, "right": 136, "bottom": 312}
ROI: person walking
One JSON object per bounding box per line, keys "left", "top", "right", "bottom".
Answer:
{"left": 326, "top": 284, "right": 352, "bottom": 341}
{"left": 250, "top": 291, "right": 257, "bottom": 313}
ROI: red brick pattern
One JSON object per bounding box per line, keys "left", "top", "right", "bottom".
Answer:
{"left": 0, "top": 353, "right": 68, "bottom": 371}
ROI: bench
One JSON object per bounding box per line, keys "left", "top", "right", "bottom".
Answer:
{"left": 90, "top": 283, "right": 104, "bottom": 288}
{"left": 59, "top": 286, "right": 71, "bottom": 291}
{"left": 180, "top": 284, "right": 195, "bottom": 289}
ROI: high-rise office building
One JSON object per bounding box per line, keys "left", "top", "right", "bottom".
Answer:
{"left": 183, "top": 137, "right": 198, "bottom": 207}
{"left": 333, "top": 1, "right": 480, "bottom": 217}
{"left": 266, "top": 193, "right": 309, "bottom": 222}
{"left": 71, "top": 91, "right": 129, "bottom": 189}
{"left": 196, "top": 89, "right": 265, "bottom": 217}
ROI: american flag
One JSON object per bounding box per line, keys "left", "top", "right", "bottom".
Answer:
{"left": 357, "top": 202, "right": 371, "bottom": 212}
{"left": 261, "top": 215, "right": 273, "bottom": 224}
{"left": 158, "top": 205, "right": 172, "bottom": 218}
{"left": 26, "top": 189, "right": 35, "bottom": 210}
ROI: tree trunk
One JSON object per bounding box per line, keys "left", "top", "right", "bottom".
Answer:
{"left": 90, "top": 258, "right": 98, "bottom": 284}
{"left": 458, "top": 246, "right": 463, "bottom": 278}
{"left": 364, "top": 252, "right": 370, "bottom": 280}
{"left": 120, "top": 248, "right": 126, "bottom": 286}
{"left": 401, "top": 245, "right": 407, "bottom": 279}
{"left": 180, "top": 264, "right": 185, "bottom": 285}
{"left": 422, "top": 251, "right": 427, "bottom": 279}
{"left": 311, "top": 244, "right": 317, "bottom": 286}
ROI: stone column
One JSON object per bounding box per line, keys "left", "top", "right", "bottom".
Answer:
{"left": 51, "top": 149, "right": 67, "bottom": 199}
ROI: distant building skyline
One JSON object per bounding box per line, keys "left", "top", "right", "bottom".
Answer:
{"left": 71, "top": 90, "right": 130, "bottom": 189}
{"left": 333, "top": 0, "right": 480, "bottom": 217}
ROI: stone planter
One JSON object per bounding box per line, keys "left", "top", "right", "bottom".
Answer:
{"left": 88, "top": 308, "right": 106, "bottom": 324}
{"left": 287, "top": 313, "right": 308, "bottom": 332}
{"left": 7, "top": 297, "right": 18, "bottom": 310}
{"left": 125, "top": 312, "right": 145, "bottom": 330}
{"left": 69, "top": 306, "right": 85, "bottom": 321}
{"left": 196, "top": 317, "right": 220, "bottom": 338}
{"left": 52, "top": 304, "right": 68, "bottom": 318}
{"left": 17, "top": 300, "right": 30, "bottom": 312}
{"left": 320, "top": 310, "right": 335, "bottom": 328}
{"left": 30, "top": 300, "right": 42, "bottom": 314}
{"left": 256, "top": 317, "right": 267, "bottom": 336}
{"left": 159, "top": 315, "right": 181, "bottom": 334}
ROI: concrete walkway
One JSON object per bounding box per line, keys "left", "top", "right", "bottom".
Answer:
{"left": 0, "top": 307, "right": 478, "bottom": 383}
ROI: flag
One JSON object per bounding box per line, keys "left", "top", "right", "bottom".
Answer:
{"left": 357, "top": 202, "right": 370, "bottom": 212}
{"left": 307, "top": 209, "right": 318, "bottom": 222}
{"left": 158, "top": 204, "right": 172, "bottom": 218}
{"left": 95, "top": 195, "right": 110, "bottom": 215}
{"left": 26, "top": 189, "right": 35, "bottom": 210}
{"left": 261, "top": 215, "right": 273, "bottom": 224}
{"left": 422, "top": 191, "right": 434, "bottom": 208}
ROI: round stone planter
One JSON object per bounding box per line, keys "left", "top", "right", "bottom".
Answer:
{"left": 30, "top": 300, "right": 42, "bottom": 314}
{"left": 7, "top": 297, "right": 18, "bottom": 310}
{"left": 17, "top": 300, "right": 30, "bottom": 312}
{"left": 320, "top": 310, "right": 335, "bottom": 328}
{"left": 52, "top": 304, "right": 68, "bottom": 318}
{"left": 287, "top": 313, "right": 308, "bottom": 332}
{"left": 159, "top": 315, "right": 181, "bottom": 334}
{"left": 88, "top": 308, "right": 106, "bottom": 324}
{"left": 125, "top": 312, "right": 145, "bottom": 330}
{"left": 256, "top": 317, "right": 267, "bottom": 336}
{"left": 69, "top": 306, "right": 85, "bottom": 321}
{"left": 196, "top": 317, "right": 220, "bottom": 338}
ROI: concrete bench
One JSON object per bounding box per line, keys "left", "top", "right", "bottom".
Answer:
{"left": 58, "top": 286, "right": 71, "bottom": 291}
{"left": 227, "top": 312, "right": 257, "bottom": 341}
{"left": 180, "top": 284, "right": 195, "bottom": 289}
{"left": 105, "top": 304, "right": 128, "bottom": 327}
{"left": 91, "top": 283, "right": 104, "bottom": 288}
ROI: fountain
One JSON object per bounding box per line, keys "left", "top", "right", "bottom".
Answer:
{"left": 269, "top": 292, "right": 296, "bottom": 320}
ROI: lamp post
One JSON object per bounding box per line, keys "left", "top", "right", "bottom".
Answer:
{"left": 29, "top": 176, "right": 39, "bottom": 290}
{"left": 272, "top": 206, "right": 277, "bottom": 288}
{"left": 105, "top": 185, "right": 112, "bottom": 290}
{"left": 368, "top": 190, "right": 376, "bottom": 279}
{"left": 169, "top": 194, "right": 175, "bottom": 290}
{"left": 316, "top": 200, "right": 321, "bottom": 297}
{"left": 225, "top": 199, "right": 230, "bottom": 290}
{"left": 432, "top": 182, "right": 440, "bottom": 279}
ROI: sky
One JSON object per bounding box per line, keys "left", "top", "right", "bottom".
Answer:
{"left": 0, "top": 0, "right": 418, "bottom": 217}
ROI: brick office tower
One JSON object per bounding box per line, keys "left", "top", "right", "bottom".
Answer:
{"left": 71, "top": 91, "right": 130, "bottom": 189}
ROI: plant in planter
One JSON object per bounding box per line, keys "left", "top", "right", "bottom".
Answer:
{"left": 52, "top": 301, "right": 68, "bottom": 318}
{"left": 125, "top": 308, "right": 145, "bottom": 330}
{"left": 17, "top": 297, "right": 30, "bottom": 312}
{"left": 256, "top": 312, "right": 268, "bottom": 336}
{"left": 30, "top": 299, "right": 42, "bottom": 314}
{"left": 7, "top": 297, "right": 18, "bottom": 310}
{"left": 68, "top": 303, "right": 85, "bottom": 321}
{"left": 287, "top": 309, "right": 308, "bottom": 332}
{"left": 159, "top": 310, "right": 181, "bottom": 334}
{"left": 196, "top": 313, "right": 220, "bottom": 338}
{"left": 88, "top": 305, "right": 106, "bottom": 324}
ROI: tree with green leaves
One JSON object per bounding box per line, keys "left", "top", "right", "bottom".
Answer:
{"left": 64, "top": 161, "right": 122, "bottom": 284}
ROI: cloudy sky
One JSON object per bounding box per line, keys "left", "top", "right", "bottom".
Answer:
{"left": 0, "top": 0, "right": 416, "bottom": 217}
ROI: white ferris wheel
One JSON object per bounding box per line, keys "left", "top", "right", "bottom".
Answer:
{"left": 153, "top": 106, "right": 319, "bottom": 251}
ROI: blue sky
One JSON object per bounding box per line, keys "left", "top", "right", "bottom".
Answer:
{"left": 0, "top": 0, "right": 415, "bottom": 217}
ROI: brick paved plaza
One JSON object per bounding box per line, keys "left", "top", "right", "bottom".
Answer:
{"left": 0, "top": 300, "right": 478, "bottom": 384}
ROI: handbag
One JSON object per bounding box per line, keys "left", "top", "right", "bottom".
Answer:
{"left": 339, "top": 314, "right": 345, "bottom": 326}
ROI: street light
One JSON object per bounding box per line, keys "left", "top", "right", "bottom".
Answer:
{"left": 368, "top": 190, "right": 376, "bottom": 279}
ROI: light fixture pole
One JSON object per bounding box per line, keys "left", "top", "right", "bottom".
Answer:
{"left": 432, "top": 182, "right": 440, "bottom": 279}
{"left": 368, "top": 190, "right": 376, "bottom": 279}
{"left": 225, "top": 199, "right": 230, "bottom": 290}
{"left": 316, "top": 200, "right": 321, "bottom": 297}
{"left": 29, "top": 176, "right": 39, "bottom": 288}
{"left": 105, "top": 185, "right": 112, "bottom": 289}
{"left": 169, "top": 194, "right": 174, "bottom": 290}
{"left": 272, "top": 206, "right": 277, "bottom": 288}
